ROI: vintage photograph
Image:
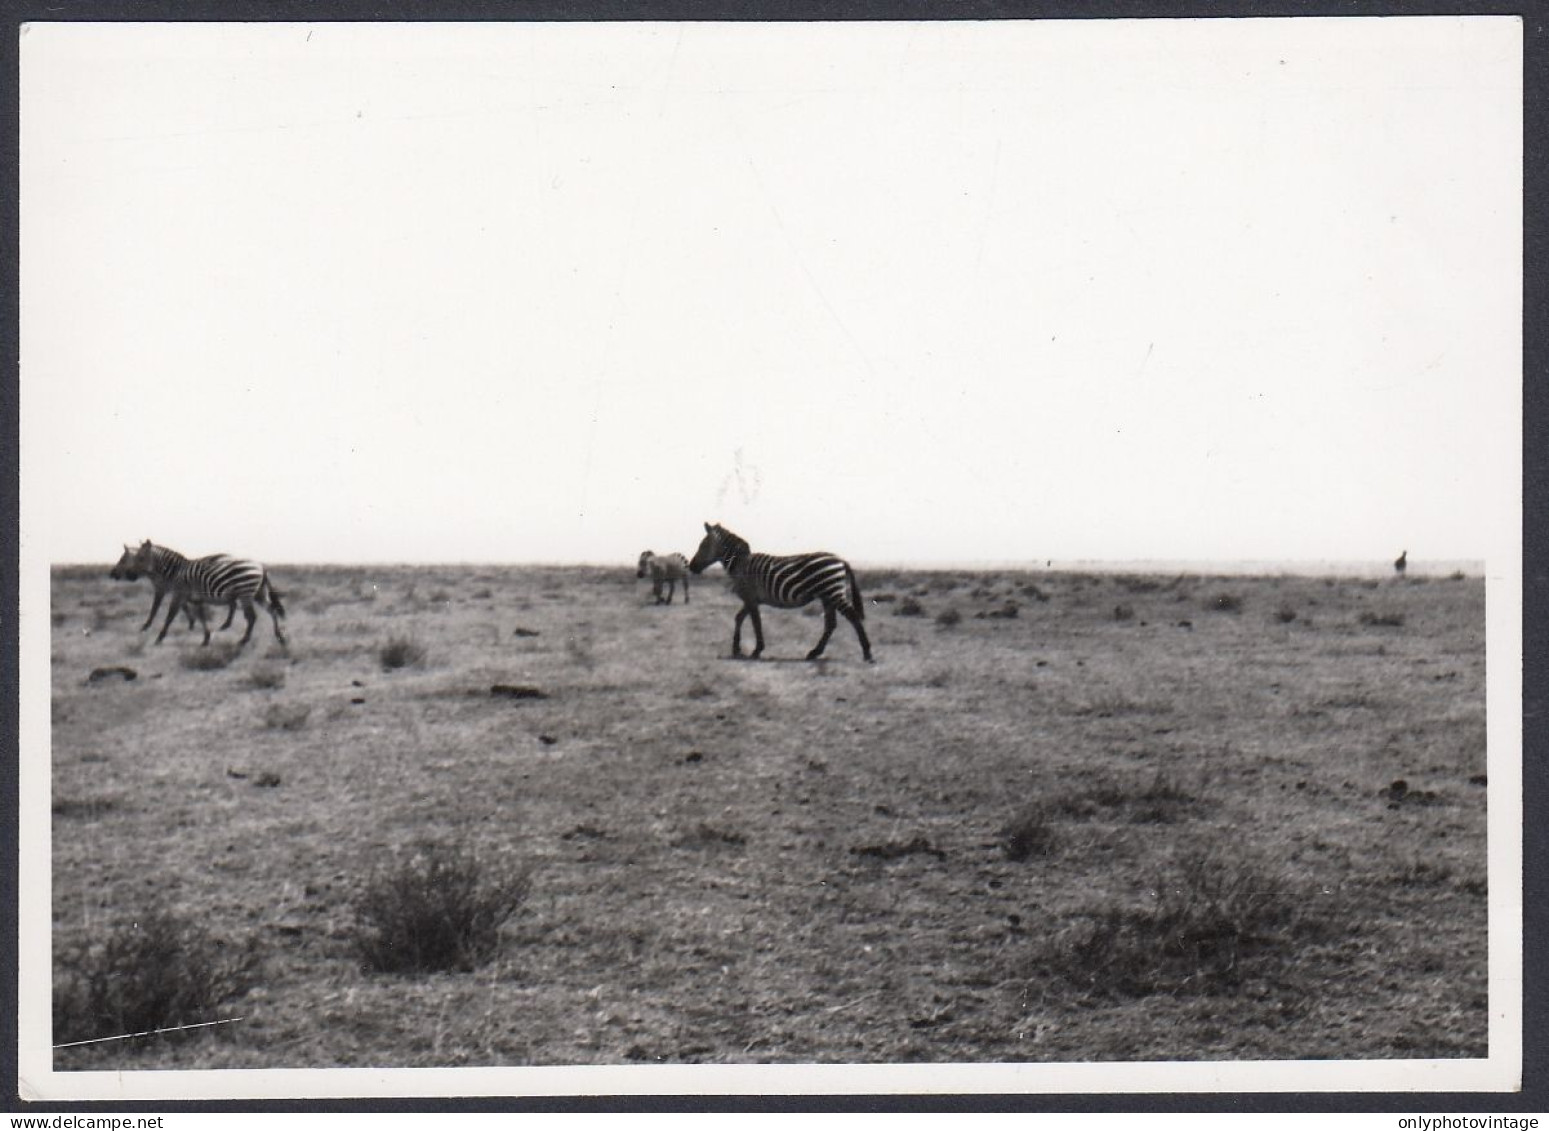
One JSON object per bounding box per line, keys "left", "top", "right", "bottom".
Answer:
{"left": 18, "top": 17, "right": 1521, "bottom": 1099}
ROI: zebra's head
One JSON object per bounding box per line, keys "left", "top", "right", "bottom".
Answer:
{"left": 690, "top": 523, "right": 735, "bottom": 574}
{"left": 109, "top": 544, "right": 139, "bottom": 581}
{"left": 636, "top": 551, "right": 655, "bottom": 579}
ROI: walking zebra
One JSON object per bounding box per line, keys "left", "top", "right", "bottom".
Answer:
{"left": 637, "top": 550, "right": 691, "bottom": 605}
{"left": 1394, "top": 550, "right": 1408, "bottom": 577}
{"left": 114, "top": 541, "right": 286, "bottom": 647}
{"left": 111, "top": 544, "right": 222, "bottom": 636}
{"left": 688, "top": 523, "right": 872, "bottom": 662}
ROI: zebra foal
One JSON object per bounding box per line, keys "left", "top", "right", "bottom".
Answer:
{"left": 688, "top": 523, "right": 872, "bottom": 662}
{"left": 113, "top": 541, "right": 287, "bottom": 647}
{"left": 637, "top": 550, "right": 691, "bottom": 605}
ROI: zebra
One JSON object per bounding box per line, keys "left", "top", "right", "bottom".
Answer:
{"left": 636, "top": 550, "right": 691, "bottom": 605}
{"left": 688, "top": 522, "right": 872, "bottom": 662}
{"left": 1394, "top": 550, "right": 1408, "bottom": 577}
{"left": 111, "top": 543, "right": 222, "bottom": 636}
{"left": 115, "top": 540, "right": 287, "bottom": 647}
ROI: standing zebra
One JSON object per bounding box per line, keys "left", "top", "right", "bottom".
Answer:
{"left": 636, "top": 550, "right": 691, "bottom": 605}
{"left": 115, "top": 541, "right": 286, "bottom": 647}
{"left": 1394, "top": 550, "right": 1408, "bottom": 577}
{"left": 688, "top": 523, "right": 872, "bottom": 662}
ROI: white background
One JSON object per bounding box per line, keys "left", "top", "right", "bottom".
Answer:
{"left": 21, "top": 18, "right": 1521, "bottom": 567}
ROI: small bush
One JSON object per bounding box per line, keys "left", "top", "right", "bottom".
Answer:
{"left": 1208, "top": 594, "right": 1242, "bottom": 614}
{"left": 1030, "top": 850, "right": 1315, "bottom": 999}
{"left": 1274, "top": 605, "right": 1297, "bottom": 624}
{"left": 261, "top": 703, "right": 311, "bottom": 731}
{"left": 1113, "top": 604, "right": 1135, "bottom": 622}
{"left": 1001, "top": 804, "right": 1057, "bottom": 861}
{"left": 248, "top": 665, "right": 286, "bottom": 690}
{"left": 54, "top": 910, "right": 259, "bottom": 1050}
{"left": 935, "top": 608, "right": 963, "bottom": 628}
{"left": 378, "top": 636, "right": 426, "bottom": 670}
{"left": 1358, "top": 611, "right": 1405, "bottom": 628}
{"left": 180, "top": 643, "right": 242, "bottom": 671}
{"left": 895, "top": 598, "right": 925, "bottom": 617}
{"left": 354, "top": 841, "right": 529, "bottom": 974}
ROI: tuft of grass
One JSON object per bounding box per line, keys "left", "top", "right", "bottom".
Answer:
{"left": 180, "top": 643, "right": 242, "bottom": 671}
{"left": 1358, "top": 611, "right": 1406, "bottom": 628}
{"left": 935, "top": 607, "right": 963, "bottom": 628}
{"left": 53, "top": 909, "right": 260, "bottom": 1050}
{"left": 1001, "top": 804, "right": 1058, "bottom": 861}
{"left": 895, "top": 597, "right": 925, "bottom": 617}
{"left": 353, "top": 841, "right": 529, "bottom": 974}
{"left": 1113, "top": 604, "right": 1135, "bottom": 622}
{"left": 1274, "top": 605, "right": 1298, "bottom": 624}
{"left": 1029, "top": 850, "right": 1316, "bottom": 999}
{"left": 261, "top": 703, "right": 311, "bottom": 731}
{"left": 1208, "top": 593, "right": 1243, "bottom": 614}
{"left": 378, "top": 636, "right": 427, "bottom": 671}
{"left": 248, "top": 665, "right": 287, "bottom": 691}
{"left": 564, "top": 633, "right": 598, "bottom": 670}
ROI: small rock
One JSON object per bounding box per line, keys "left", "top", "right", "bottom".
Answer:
{"left": 513, "top": 627, "right": 541, "bottom": 637}
{"left": 86, "top": 666, "right": 137, "bottom": 684}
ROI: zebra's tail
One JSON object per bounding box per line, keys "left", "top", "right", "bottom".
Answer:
{"left": 844, "top": 561, "right": 865, "bottom": 620}
{"left": 261, "top": 574, "right": 286, "bottom": 619}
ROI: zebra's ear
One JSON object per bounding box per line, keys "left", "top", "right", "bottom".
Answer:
{"left": 704, "top": 522, "right": 713, "bottom": 533}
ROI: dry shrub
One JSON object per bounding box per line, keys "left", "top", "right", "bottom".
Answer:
{"left": 1358, "top": 611, "right": 1405, "bottom": 628}
{"left": 895, "top": 597, "right": 925, "bottom": 617}
{"left": 262, "top": 703, "right": 311, "bottom": 731}
{"left": 353, "top": 841, "right": 529, "bottom": 974}
{"left": 378, "top": 636, "right": 426, "bottom": 670}
{"left": 1031, "top": 850, "right": 1318, "bottom": 999}
{"left": 935, "top": 608, "right": 963, "bottom": 628}
{"left": 1001, "top": 804, "right": 1057, "bottom": 861}
{"left": 248, "top": 665, "right": 286, "bottom": 691}
{"left": 1208, "top": 594, "right": 1243, "bottom": 614}
{"left": 180, "top": 642, "right": 242, "bottom": 671}
{"left": 54, "top": 910, "right": 260, "bottom": 1050}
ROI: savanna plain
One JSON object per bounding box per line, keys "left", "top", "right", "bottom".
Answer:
{"left": 47, "top": 561, "right": 1488, "bottom": 1069}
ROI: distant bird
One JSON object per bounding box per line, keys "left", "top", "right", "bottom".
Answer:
{"left": 1394, "top": 550, "right": 1408, "bottom": 577}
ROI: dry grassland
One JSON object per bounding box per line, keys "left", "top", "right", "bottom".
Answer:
{"left": 48, "top": 563, "right": 1488, "bottom": 1068}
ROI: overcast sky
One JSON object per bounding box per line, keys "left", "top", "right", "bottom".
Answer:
{"left": 20, "top": 18, "right": 1521, "bottom": 566}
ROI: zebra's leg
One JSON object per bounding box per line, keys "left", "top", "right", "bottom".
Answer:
{"left": 844, "top": 609, "right": 874, "bottom": 663}
{"left": 194, "top": 603, "right": 213, "bottom": 646}
{"left": 236, "top": 599, "right": 258, "bottom": 646}
{"left": 141, "top": 587, "right": 165, "bottom": 631}
{"left": 156, "top": 594, "right": 185, "bottom": 643}
{"left": 807, "top": 606, "right": 838, "bottom": 661}
{"left": 218, "top": 600, "right": 238, "bottom": 631}
{"left": 747, "top": 605, "right": 766, "bottom": 659}
{"left": 664, "top": 579, "right": 676, "bottom": 605}
{"left": 268, "top": 600, "right": 287, "bottom": 647}
{"left": 731, "top": 607, "right": 747, "bottom": 657}
{"left": 683, "top": 577, "right": 689, "bottom": 604}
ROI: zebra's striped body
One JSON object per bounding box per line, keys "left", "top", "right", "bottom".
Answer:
{"left": 688, "top": 523, "right": 872, "bottom": 662}
{"left": 111, "top": 545, "right": 214, "bottom": 635}
{"left": 116, "top": 541, "right": 286, "bottom": 647}
{"left": 637, "top": 551, "right": 691, "bottom": 605}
